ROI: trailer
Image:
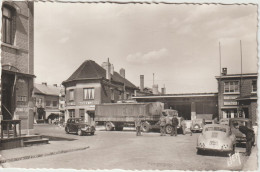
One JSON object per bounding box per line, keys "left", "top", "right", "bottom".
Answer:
{"left": 94, "top": 102, "right": 164, "bottom": 132}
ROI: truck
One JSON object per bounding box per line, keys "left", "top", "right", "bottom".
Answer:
{"left": 94, "top": 102, "right": 185, "bottom": 134}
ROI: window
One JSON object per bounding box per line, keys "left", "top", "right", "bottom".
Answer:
{"left": 83, "top": 88, "right": 94, "bottom": 100}
{"left": 38, "top": 98, "right": 42, "bottom": 105}
{"left": 69, "top": 110, "right": 75, "bottom": 118}
{"left": 53, "top": 101, "right": 58, "bottom": 107}
{"left": 224, "top": 81, "right": 239, "bottom": 93}
{"left": 69, "top": 90, "right": 74, "bottom": 101}
{"left": 252, "top": 80, "right": 257, "bottom": 92}
{"left": 46, "top": 101, "right": 51, "bottom": 107}
{"left": 2, "top": 6, "right": 14, "bottom": 44}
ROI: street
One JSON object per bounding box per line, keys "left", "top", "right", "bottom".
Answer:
{"left": 1, "top": 124, "right": 252, "bottom": 170}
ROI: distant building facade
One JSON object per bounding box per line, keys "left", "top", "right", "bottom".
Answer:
{"left": 216, "top": 70, "right": 257, "bottom": 125}
{"left": 0, "top": 1, "right": 34, "bottom": 133}
{"left": 134, "top": 93, "right": 218, "bottom": 120}
{"left": 33, "top": 83, "right": 62, "bottom": 123}
{"left": 62, "top": 59, "right": 137, "bottom": 123}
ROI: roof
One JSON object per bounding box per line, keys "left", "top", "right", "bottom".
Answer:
{"left": 34, "top": 83, "right": 61, "bottom": 96}
{"left": 62, "top": 60, "right": 136, "bottom": 89}
{"left": 215, "top": 73, "right": 258, "bottom": 79}
{"left": 133, "top": 92, "right": 218, "bottom": 99}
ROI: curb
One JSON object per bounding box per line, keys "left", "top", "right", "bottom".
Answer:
{"left": 0, "top": 146, "right": 89, "bottom": 164}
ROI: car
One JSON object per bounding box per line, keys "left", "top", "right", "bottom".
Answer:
{"left": 219, "top": 118, "right": 230, "bottom": 125}
{"left": 190, "top": 119, "right": 205, "bottom": 133}
{"left": 65, "top": 118, "right": 95, "bottom": 136}
{"left": 229, "top": 118, "right": 255, "bottom": 144}
{"left": 197, "top": 124, "right": 236, "bottom": 155}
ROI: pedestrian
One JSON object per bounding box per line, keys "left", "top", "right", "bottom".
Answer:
{"left": 135, "top": 115, "right": 142, "bottom": 136}
{"left": 159, "top": 112, "right": 167, "bottom": 136}
{"left": 171, "top": 116, "right": 179, "bottom": 136}
{"left": 233, "top": 122, "right": 254, "bottom": 156}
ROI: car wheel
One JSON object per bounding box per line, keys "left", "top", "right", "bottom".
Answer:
{"left": 78, "top": 130, "right": 83, "bottom": 136}
{"left": 197, "top": 149, "right": 203, "bottom": 155}
{"left": 232, "top": 145, "right": 235, "bottom": 154}
{"left": 165, "top": 125, "right": 173, "bottom": 134}
{"left": 91, "top": 132, "right": 95, "bottom": 135}
{"left": 65, "top": 127, "right": 69, "bottom": 134}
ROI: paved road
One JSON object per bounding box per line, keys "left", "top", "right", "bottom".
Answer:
{"left": 2, "top": 124, "right": 251, "bottom": 170}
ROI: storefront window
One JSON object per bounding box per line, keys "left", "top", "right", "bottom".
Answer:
{"left": 46, "top": 101, "right": 51, "bottom": 107}
{"left": 222, "top": 109, "right": 237, "bottom": 118}
{"left": 53, "top": 101, "right": 58, "bottom": 107}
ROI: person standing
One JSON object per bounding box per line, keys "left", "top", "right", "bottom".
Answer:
{"left": 159, "top": 112, "right": 167, "bottom": 136}
{"left": 233, "top": 122, "right": 254, "bottom": 156}
{"left": 135, "top": 115, "right": 142, "bottom": 136}
{"left": 171, "top": 116, "right": 179, "bottom": 136}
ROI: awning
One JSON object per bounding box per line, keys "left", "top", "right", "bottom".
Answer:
{"left": 221, "top": 106, "right": 238, "bottom": 109}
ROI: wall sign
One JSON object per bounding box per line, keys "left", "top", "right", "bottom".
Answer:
{"left": 79, "top": 100, "right": 99, "bottom": 105}
{"left": 224, "top": 101, "right": 238, "bottom": 106}
{"left": 224, "top": 96, "right": 239, "bottom": 100}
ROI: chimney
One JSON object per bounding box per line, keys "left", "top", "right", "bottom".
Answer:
{"left": 119, "top": 68, "right": 125, "bottom": 78}
{"left": 222, "top": 67, "right": 227, "bottom": 75}
{"left": 42, "top": 82, "right": 47, "bottom": 86}
{"left": 140, "top": 75, "right": 144, "bottom": 92}
{"left": 152, "top": 84, "right": 159, "bottom": 94}
{"left": 110, "top": 64, "right": 114, "bottom": 75}
{"left": 161, "top": 88, "right": 165, "bottom": 95}
{"left": 106, "top": 58, "right": 111, "bottom": 80}
{"left": 53, "top": 84, "right": 57, "bottom": 87}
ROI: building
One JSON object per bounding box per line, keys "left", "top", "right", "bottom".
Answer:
{"left": 216, "top": 69, "right": 257, "bottom": 125}
{"left": 1, "top": 1, "right": 34, "bottom": 133}
{"left": 62, "top": 59, "right": 137, "bottom": 123}
{"left": 33, "top": 83, "right": 63, "bottom": 123}
{"left": 134, "top": 93, "right": 218, "bottom": 120}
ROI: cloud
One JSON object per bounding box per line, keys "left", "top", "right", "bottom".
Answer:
{"left": 126, "top": 48, "right": 169, "bottom": 64}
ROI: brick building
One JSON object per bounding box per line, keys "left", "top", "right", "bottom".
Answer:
{"left": 216, "top": 69, "right": 258, "bottom": 125}
{"left": 33, "top": 83, "right": 62, "bottom": 123}
{"left": 62, "top": 59, "right": 137, "bottom": 123}
{"left": 1, "top": 1, "right": 34, "bottom": 133}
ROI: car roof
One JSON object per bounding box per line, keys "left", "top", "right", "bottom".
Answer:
{"left": 204, "top": 124, "right": 230, "bottom": 129}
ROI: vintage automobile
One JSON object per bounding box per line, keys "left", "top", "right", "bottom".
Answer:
{"left": 190, "top": 119, "right": 205, "bottom": 133}
{"left": 197, "top": 124, "right": 236, "bottom": 155}
{"left": 65, "top": 118, "right": 95, "bottom": 136}
{"left": 219, "top": 118, "right": 230, "bottom": 125}
{"left": 229, "top": 118, "right": 255, "bottom": 144}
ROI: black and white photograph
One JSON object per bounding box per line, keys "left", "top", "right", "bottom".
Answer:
{"left": 0, "top": 0, "right": 259, "bottom": 171}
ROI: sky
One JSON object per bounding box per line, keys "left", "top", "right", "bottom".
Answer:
{"left": 34, "top": 2, "right": 258, "bottom": 94}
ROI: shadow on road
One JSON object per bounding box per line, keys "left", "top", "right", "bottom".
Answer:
{"left": 41, "top": 135, "right": 77, "bottom": 141}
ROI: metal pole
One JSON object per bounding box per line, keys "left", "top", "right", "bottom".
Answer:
{"left": 218, "top": 42, "right": 222, "bottom": 119}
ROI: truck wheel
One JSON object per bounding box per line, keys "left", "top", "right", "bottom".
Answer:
{"left": 115, "top": 126, "right": 123, "bottom": 131}
{"left": 105, "top": 122, "right": 114, "bottom": 131}
{"left": 165, "top": 125, "right": 173, "bottom": 134}
{"left": 141, "top": 121, "right": 150, "bottom": 132}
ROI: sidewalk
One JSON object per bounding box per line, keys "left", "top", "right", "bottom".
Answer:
{"left": 0, "top": 140, "right": 89, "bottom": 167}
{"left": 242, "top": 145, "right": 258, "bottom": 171}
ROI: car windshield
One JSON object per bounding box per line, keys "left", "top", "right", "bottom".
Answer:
{"left": 231, "top": 120, "right": 248, "bottom": 127}
{"left": 75, "top": 118, "right": 84, "bottom": 123}
{"left": 205, "top": 126, "right": 227, "bottom": 132}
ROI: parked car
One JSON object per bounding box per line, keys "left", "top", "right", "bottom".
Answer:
{"left": 190, "top": 119, "right": 205, "bottom": 133}
{"left": 65, "top": 118, "right": 95, "bottom": 136}
{"left": 219, "top": 118, "right": 230, "bottom": 125}
{"left": 229, "top": 118, "right": 255, "bottom": 144}
{"left": 197, "top": 124, "right": 236, "bottom": 155}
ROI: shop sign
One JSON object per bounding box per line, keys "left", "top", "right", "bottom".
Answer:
{"left": 224, "top": 95, "right": 239, "bottom": 100}
{"left": 79, "top": 101, "right": 99, "bottom": 105}
{"left": 67, "top": 102, "right": 76, "bottom": 106}
{"left": 224, "top": 101, "right": 238, "bottom": 106}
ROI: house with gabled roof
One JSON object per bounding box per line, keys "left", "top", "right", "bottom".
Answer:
{"left": 62, "top": 59, "right": 137, "bottom": 123}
